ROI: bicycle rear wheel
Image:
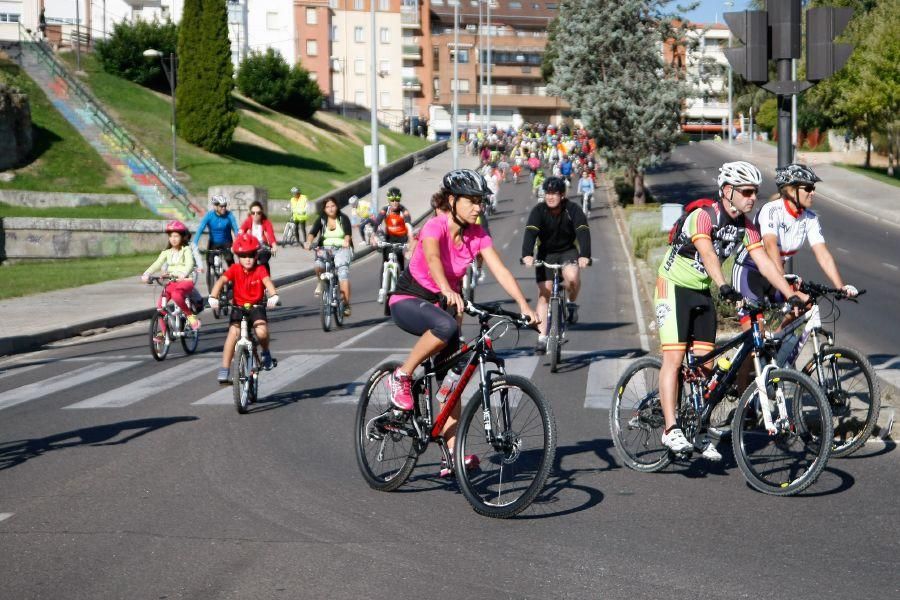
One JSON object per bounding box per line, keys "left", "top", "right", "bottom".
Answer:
{"left": 354, "top": 361, "right": 419, "bottom": 491}
{"left": 282, "top": 222, "right": 295, "bottom": 246}
{"left": 547, "top": 298, "right": 562, "bottom": 372}
{"left": 732, "top": 369, "right": 832, "bottom": 496}
{"left": 233, "top": 348, "right": 252, "bottom": 414}
{"left": 149, "top": 314, "right": 170, "bottom": 361}
{"left": 180, "top": 319, "right": 200, "bottom": 354}
{"left": 609, "top": 357, "right": 673, "bottom": 472}
{"left": 802, "top": 346, "right": 880, "bottom": 458}
{"left": 334, "top": 286, "right": 346, "bottom": 328}
{"left": 320, "top": 280, "right": 333, "bottom": 332}
{"left": 456, "top": 375, "right": 556, "bottom": 518}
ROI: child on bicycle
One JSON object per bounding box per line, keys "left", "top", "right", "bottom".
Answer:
{"left": 208, "top": 232, "right": 280, "bottom": 384}
{"left": 141, "top": 220, "right": 202, "bottom": 332}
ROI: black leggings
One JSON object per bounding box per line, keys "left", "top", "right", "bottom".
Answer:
{"left": 391, "top": 298, "right": 460, "bottom": 378}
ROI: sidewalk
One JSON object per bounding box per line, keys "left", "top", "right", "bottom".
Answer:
{"left": 702, "top": 139, "right": 900, "bottom": 227}
{"left": 0, "top": 148, "right": 477, "bottom": 357}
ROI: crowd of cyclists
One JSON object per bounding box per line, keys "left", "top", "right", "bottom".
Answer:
{"left": 138, "top": 120, "right": 864, "bottom": 486}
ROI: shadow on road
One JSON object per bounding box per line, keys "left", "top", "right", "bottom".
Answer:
{"left": 0, "top": 417, "right": 198, "bottom": 471}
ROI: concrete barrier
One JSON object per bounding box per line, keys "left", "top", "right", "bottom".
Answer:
{"left": 1, "top": 217, "right": 167, "bottom": 261}
{"left": 0, "top": 190, "right": 139, "bottom": 208}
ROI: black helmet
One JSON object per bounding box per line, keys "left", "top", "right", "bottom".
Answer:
{"left": 774, "top": 163, "right": 822, "bottom": 189}
{"left": 387, "top": 186, "right": 402, "bottom": 199}
{"left": 543, "top": 176, "right": 567, "bottom": 194}
{"left": 442, "top": 169, "right": 490, "bottom": 198}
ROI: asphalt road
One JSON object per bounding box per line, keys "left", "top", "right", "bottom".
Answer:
{"left": 0, "top": 175, "right": 897, "bottom": 599}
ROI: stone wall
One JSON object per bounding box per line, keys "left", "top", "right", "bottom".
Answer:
{"left": 0, "top": 190, "right": 139, "bottom": 208}
{"left": 1, "top": 217, "right": 168, "bottom": 261}
{"left": 0, "top": 81, "right": 33, "bottom": 171}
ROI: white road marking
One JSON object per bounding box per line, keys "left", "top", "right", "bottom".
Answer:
{"left": 584, "top": 358, "right": 634, "bottom": 409}
{"left": 192, "top": 354, "right": 336, "bottom": 405}
{"left": 0, "top": 363, "right": 43, "bottom": 381}
{"left": 335, "top": 320, "right": 390, "bottom": 349}
{"left": 64, "top": 358, "right": 218, "bottom": 409}
{"left": 324, "top": 353, "right": 406, "bottom": 404}
{"left": 882, "top": 262, "right": 899, "bottom": 271}
{"left": 0, "top": 361, "right": 140, "bottom": 412}
{"left": 836, "top": 247, "right": 849, "bottom": 254}
{"left": 0, "top": 513, "right": 13, "bottom": 522}
{"left": 873, "top": 356, "right": 900, "bottom": 391}
{"left": 610, "top": 201, "right": 651, "bottom": 352}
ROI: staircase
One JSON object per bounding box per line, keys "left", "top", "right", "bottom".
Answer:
{"left": 15, "top": 25, "right": 201, "bottom": 221}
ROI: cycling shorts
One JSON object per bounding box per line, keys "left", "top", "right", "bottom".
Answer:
{"left": 654, "top": 277, "right": 716, "bottom": 353}
{"left": 535, "top": 248, "right": 579, "bottom": 283}
{"left": 229, "top": 305, "right": 267, "bottom": 325}
{"left": 732, "top": 261, "right": 784, "bottom": 323}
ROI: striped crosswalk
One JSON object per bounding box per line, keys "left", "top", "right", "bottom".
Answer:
{"left": 0, "top": 349, "right": 641, "bottom": 414}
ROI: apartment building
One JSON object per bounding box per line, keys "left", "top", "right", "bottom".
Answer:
{"left": 673, "top": 23, "right": 735, "bottom": 135}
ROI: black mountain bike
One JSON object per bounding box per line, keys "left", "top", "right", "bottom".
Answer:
{"left": 523, "top": 259, "right": 587, "bottom": 372}
{"left": 355, "top": 302, "right": 555, "bottom": 518}
{"left": 316, "top": 247, "right": 346, "bottom": 332}
{"left": 610, "top": 299, "right": 833, "bottom": 496}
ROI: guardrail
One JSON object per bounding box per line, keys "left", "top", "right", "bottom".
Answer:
{"left": 17, "top": 23, "right": 200, "bottom": 218}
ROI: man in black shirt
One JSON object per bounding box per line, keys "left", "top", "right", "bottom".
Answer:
{"left": 521, "top": 176, "right": 591, "bottom": 353}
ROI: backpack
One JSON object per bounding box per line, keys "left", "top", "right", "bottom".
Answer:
{"left": 667, "top": 198, "right": 717, "bottom": 244}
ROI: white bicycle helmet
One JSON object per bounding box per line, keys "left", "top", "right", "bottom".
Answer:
{"left": 211, "top": 194, "right": 227, "bottom": 207}
{"left": 717, "top": 161, "right": 762, "bottom": 188}
{"left": 290, "top": 186, "right": 300, "bottom": 194}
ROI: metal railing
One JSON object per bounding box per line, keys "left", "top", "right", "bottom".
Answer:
{"left": 17, "top": 23, "right": 199, "bottom": 218}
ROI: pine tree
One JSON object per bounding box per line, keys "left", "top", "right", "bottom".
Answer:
{"left": 176, "top": 0, "right": 238, "bottom": 153}
{"left": 548, "top": 0, "right": 689, "bottom": 204}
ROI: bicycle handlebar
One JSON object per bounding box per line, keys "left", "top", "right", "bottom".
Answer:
{"left": 464, "top": 301, "right": 533, "bottom": 328}
{"left": 376, "top": 241, "right": 408, "bottom": 251}
{"left": 146, "top": 274, "right": 179, "bottom": 285}
{"left": 799, "top": 280, "right": 866, "bottom": 300}
{"left": 519, "top": 257, "right": 593, "bottom": 268}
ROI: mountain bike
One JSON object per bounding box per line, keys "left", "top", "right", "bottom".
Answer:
{"left": 316, "top": 247, "right": 346, "bottom": 332}
{"left": 231, "top": 302, "right": 279, "bottom": 414}
{"left": 523, "top": 259, "right": 587, "bottom": 373}
{"left": 281, "top": 207, "right": 303, "bottom": 246}
{"left": 610, "top": 299, "right": 833, "bottom": 496}
{"left": 146, "top": 275, "right": 200, "bottom": 361}
{"left": 768, "top": 280, "right": 878, "bottom": 457}
{"left": 203, "top": 248, "right": 232, "bottom": 320}
{"left": 581, "top": 190, "right": 592, "bottom": 217}
{"left": 376, "top": 240, "right": 406, "bottom": 309}
{"left": 355, "top": 301, "right": 555, "bottom": 518}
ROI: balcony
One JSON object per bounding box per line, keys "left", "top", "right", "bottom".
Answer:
{"left": 401, "top": 44, "right": 422, "bottom": 61}
{"left": 401, "top": 8, "right": 421, "bottom": 29}
{"left": 402, "top": 77, "right": 422, "bottom": 92}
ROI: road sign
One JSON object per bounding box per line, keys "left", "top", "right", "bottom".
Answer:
{"left": 364, "top": 144, "right": 387, "bottom": 168}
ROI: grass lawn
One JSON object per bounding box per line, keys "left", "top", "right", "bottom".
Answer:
{"left": 0, "top": 253, "right": 158, "bottom": 300}
{"left": 835, "top": 163, "right": 900, "bottom": 188}
{"left": 60, "top": 53, "right": 431, "bottom": 198}
{"left": 0, "top": 57, "right": 129, "bottom": 194}
{"left": 0, "top": 201, "right": 162, "bottom": 219}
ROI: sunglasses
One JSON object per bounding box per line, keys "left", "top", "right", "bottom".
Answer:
{"left": 389, "top": 198, "right": 401, "bottom": 202}
{"left": 250, "top": 210, "right": 262, "bottom": 215}
{"left": 734, "top": 187, "right": 758, "bottom": 198}
{"left": 800, "top": 184, "right": 816, "bottom": 193}
{"left": 235, "top": 253, "right": 256, "bottom": 258}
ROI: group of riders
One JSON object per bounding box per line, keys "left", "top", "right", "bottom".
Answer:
{"left": 139, "top": 121, "right": 857, "bottom": 472}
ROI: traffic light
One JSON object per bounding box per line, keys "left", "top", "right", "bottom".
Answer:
{"left": 768, "top": 0, "right": 801, "bottom": 60}
{"left": 807, "top": 7, "right": 854, "bottom": 82}
{"left": 723, "top": 11, "right": 769, "bottom": 84}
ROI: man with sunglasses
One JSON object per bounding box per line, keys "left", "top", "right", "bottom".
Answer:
{"left": 654, "top": 161, "right": 808, "bottom": 459}
{"left": 193, "top": 195, "right": 240, "bottom": 279}
{"left": 373, "top": 187, "right": 412, "bottom": 302}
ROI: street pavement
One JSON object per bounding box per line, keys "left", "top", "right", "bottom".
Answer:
{"left": 0, "top": 168, "right": 898, "bottom": 599}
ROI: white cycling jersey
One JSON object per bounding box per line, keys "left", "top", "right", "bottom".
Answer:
{"left": 736, "top": 199, "right": 825, "bottom": 269}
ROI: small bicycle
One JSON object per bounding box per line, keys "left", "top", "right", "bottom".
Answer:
{"left": 146, "top": 275, "right": 201, "bottom": 361}
{"left": 355, "top": 301, "right": 555, "bottom": 518}
{"left": 523, "top": 259, "right": 587, "bottom": 372}
{"left": 610, "top": 299, "right": 833, "bottom": 496}
{"left": 375, "top": 240, "right": 407, "bottom": 309}
{"left": 203, "top": 248, "right": 232, "bottom": 320}
{"left": 316, "top": 247, "right": 346, "bottom": 332}
{"left": 231, "top": 302, "right": 279, "bottom": 414}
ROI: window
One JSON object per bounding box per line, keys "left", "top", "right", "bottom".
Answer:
{"left": 380, "top": 28, "right": 390, "bottom": 44}
{"left": 354, "top": 0, "right": 363, "bottom": 9}
{"left": 309, "top": 71, "right": 318, "bottom": 81}
{"left": 266, "top": 12, "right": 279, "bottom": 29}
{"left": 306, "top": 40, "right": 318, "bottom": 56}
{"left": 379, "top": 0, "right": 390, "bottom": 9}
{"left": 355, "top": 59, "right": 366, "bottom": 74}
{"left": 380, "top": 91, "right": 391, "bottom": 107}
{"left": 331, "top": 25, "right": 338, "bottom": 41}
{"left": 450, "top": 48, "right": 469, "bottom": 63}
{"left": 379, "top": 60, "right": 391, "bottom": 75}
{"left": 450, "top": 79, "right": 470, "bottom": 92}
{"left": 433, "top": 78, "right": 440, "bottom": 93}
{"left": 509, "top": 1, "right": 521, "bottom": 7}
{"left": 0, "top": 13, "right": 21, "bottom": 23}
{"left": 306, "top": 7, "right": 317, "bottom": 25}
{"left": 329, "top": 0, "right": 338, "bottom": 7}
{"left": 354, "top": 26, "right": 364, "bottom": 43}
{"left": 355, "top": 91, "right": 366, "bottom": 105}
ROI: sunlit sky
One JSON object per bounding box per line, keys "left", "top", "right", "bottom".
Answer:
{"left": 678, "top": 0, "right": 754, "bottom": 26}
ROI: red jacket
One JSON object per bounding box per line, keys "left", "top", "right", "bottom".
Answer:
{"left": 239, "top": 216, "right": 276, "bottom": 246}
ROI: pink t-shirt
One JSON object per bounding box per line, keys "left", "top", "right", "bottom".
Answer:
{"left": 389, "top": 215, "right": 492, "bottom": 306}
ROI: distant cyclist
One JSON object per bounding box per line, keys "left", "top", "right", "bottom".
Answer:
{"left": 521, "top": 176, "right": 591, "bottom": 354}
{"left": 373, "top": 187, "right": 412, "bottom": 302}
{"left": 306, "top": 197, "right": 354, "bottom": 317}
{"left": 288, "top": 186, "right": 312, "bottom": 244}
{"left": 193, "top": 195, "right": 239, "bottom": 276}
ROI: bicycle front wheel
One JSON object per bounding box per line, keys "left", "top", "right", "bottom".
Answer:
{"left": 732, "top": 368, "right": 832, "bottom": 496}
{"left": 149, "top": 315, "right": 170, "bottom": 361}
{"left": 802, "top": 346, "right": 880, "bottom": 458}
{"left": 547, "top": 298, "right": 562, "bottom": 372}
{"left": 354, "top": 361, "right": 419, "bottom": 491}
{"left": 233, "top": 348, "right": 252, "bottom": 414}
{"left": 609, "top": 357, "right": 672, "bottom": 472}
{"left": 456, "top": 374, "right": 556, "bottom": 518}
{"left": 334, "top": 287, "right": 346, "bottom": 328}
{"left": 320, "top": 281, "right": 333, "bottom": 332}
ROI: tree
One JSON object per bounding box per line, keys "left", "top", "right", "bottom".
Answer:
{"left": 95, "top": 19, "right": 178, "bottom": 90}
{"left": 237, "top": 49, "right": 324, "bottom": 120}
{"left": 547, "top": 0, "right": 689, "bottom": 205}
{"left": 176, "top": 0, "right": 238, "bottom": 153}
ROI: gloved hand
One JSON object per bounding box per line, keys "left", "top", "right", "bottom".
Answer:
{"left": 718, "top": 284, "right": 743, "bottom": 303}
{"left": 266, "top": 294, "right": 280, "bottom": 309}
{"left": 208, "top": 296, "right": 220, "bottom": 310}
{"left": 788, "top": 295, "right": 807, "bottom": 310}
{"left": 842, "top": 284, "right": 859, "bottom": 298}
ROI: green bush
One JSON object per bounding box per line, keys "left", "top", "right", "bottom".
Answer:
{"left": 755, "top": 98, "right": 778, "bottom": 135}
{"left": 95, "top": 19, "right": 177, "bottom": 90}
{"left": 237, "top": 49, "right": 323, "bottom": 120}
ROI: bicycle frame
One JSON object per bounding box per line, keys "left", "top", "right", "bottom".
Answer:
{"left": 377, "top": 242, "right": 405, "bottom": 298}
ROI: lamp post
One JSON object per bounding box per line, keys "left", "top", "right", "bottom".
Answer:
{"left": 724, "top": 0, "right": 734, "bottom": 144}
{"left": 370, "top": 0, "right": 379, "bottom": 212}
{"left": 451, "top": 0, "right": 459, "bottom": 169}
{"left": 143, "top": 49, "right": 178, "bottom": 174}
{"left": 74, "top": 0, "right": 81, "bottom": 71}
{"left": 486, "top": 0, "right": 492, "bottom": 131}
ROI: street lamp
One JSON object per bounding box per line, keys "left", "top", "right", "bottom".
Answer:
{"left": 370, "top": 0, "right": 379, "bottom": 213}
{"left": 452, "top": 0, "right": 459, "bottom": 169}
{"left": 143, "top": 48, "right": 178, "bottom": 174}
{"left": 724, "top": 1, "right": 734, "bottom": 145}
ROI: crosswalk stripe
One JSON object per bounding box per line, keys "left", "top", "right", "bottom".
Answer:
{"left": 0, "top": 513, "right": 13, "bottom": 522}
{"left": 324, "top": 353, "right": 406, "bottom": 405}
{"left": 192, "top": 354, "right": 337, "bottom": 405}
{"left": 63, "top": 358, "right": 219, "bottom": 409}
{"left": 584, "top": 358, "right": 634, "bottom": 410}
{"left": 0, "top": 363, "right": 43, "bottom": 381}
{"left": 0, "top": 361, "right": 140, "bottom": 412}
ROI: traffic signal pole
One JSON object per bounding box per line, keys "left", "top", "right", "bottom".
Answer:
{"left": 776, "top": 57, "right": 794, "bottom": 168}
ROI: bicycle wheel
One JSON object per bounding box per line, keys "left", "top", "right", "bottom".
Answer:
{"left": 732, "top": 368, "right": 832, "bottom": 496}
{"left": 180, "top": 318, "right": 200, "bottom": 354}
{"left": 148, "top": 314, "right": 170, "bottom": 361}
{"left": 205, "top": 267, "right": 216, "bottom": 296}
{"left": 609, "top": 357, "right": 673, "bottom": 472}
{"left": 335, "top": 284, "right": 346, "bottom": 327}
{"left": 282, "top": 222, "right": 295, "bottom": 246}
{"left": 233, "top": 348, "right": 252, "bottom": 414}
{"left": 320, "top": 280, "right": 333, "bottom": 332}
{"left": 455, "top": 374, "right": 556, "bottom": 518}
{"left": 547, "top": 298, "right": 561, "bottom": 372}
{"left": 354, "top": 360, "right": 419, "bottom": 491}
{"left": 802, "top": 346, "right": 880, "bottom": 458}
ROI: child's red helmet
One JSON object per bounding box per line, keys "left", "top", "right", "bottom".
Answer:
{"left": 165, "top": 220, "right": 189, "bottom": 235}
{"left": 231, "top": 232, "right": 260, "bottom": 255}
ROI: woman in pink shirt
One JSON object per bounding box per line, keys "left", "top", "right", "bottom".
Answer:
{"left": 387, "top": 169, "right": 539, "bottom": 477}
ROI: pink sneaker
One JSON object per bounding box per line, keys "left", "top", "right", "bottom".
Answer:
{"left": 439, "top": 454, "right": 480, "bottom": 479}
{"left": 389, "top": 368, "right": 414, "bottom": 411}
